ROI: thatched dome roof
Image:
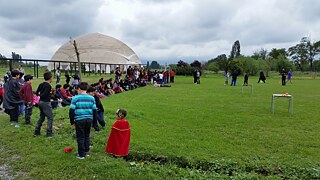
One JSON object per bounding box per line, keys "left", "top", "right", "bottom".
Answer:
{"left": 48, "top": 33, "right": 140, "bottom": 70}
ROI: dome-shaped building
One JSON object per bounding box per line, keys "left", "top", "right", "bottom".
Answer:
{"left": 48, "top": 33, "right": 140, "bottom": 73}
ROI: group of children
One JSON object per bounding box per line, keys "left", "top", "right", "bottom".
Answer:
{"left": 68, "top": 82, "right": 130, "bottom": 159}
{"left": 2, "top": 69, "right": 131, "bottom": 160}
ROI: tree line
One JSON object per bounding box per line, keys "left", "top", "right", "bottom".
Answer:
{"left": 147, "top": 37, "right": 320, "bottom": 76}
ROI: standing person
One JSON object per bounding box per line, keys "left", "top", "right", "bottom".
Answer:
{"left": 17, "top": 73, "right": 25, "bottom": 116}
{"left": 69, "top": 82, "right": 97, "bottom": 159}
{"left": 34, "top": 72, "right": 54, "bottom": 137}
{"left": 258, "top": 71, "right": 266, "bottom": 83}
{"left": 281, "top": 68, "right": 286, "bottom": 86}
{"left": 18, "top": 75, "right": 34, "bottom": 125}
{"left": 193, "top": 69, "right": 197, "bottom": 84}
{"left": 55, "top": 67, "right": 61, "bottom": 84}
{"left": 72, "top": 72, "right": 80, "bottom": 90}
{"left": 115, "top": 67, "right": 122, "bottom": 81}
{"left": 0, "top": 77, "right": 4, "bottom": 110}
{"left": 170, "top": 69, "right": 175, "bottom": 83}
{"left": 127, "top": 66, "right": 133, "bottom": 79}
{"left": 193, "top": 69, "right": 201, "bottom": 84}
{"left": 230, "top": 70, "right": 238, "bottom": 86}
{"left": 106, "top": 109, "right": 130, "bottom": 158}
{"left": 87, "top": 86, "right": 106, "bottom": 131}
{"left": 243, "top": 72, "right": 249, "bottom": 86}
{"left": 65, "top": 70, "right": 71, "bottom": 85}
{"left": 163, "top": 71, "right": 168, "bottom": 84}
{"left": 287, "top": 69, "right": 292, "bottom": 84}
{"left": 18, "top": 64, "right": 25, "bottom": 78}
{"left": 3, "top": 70, "right": 23, "bottom": 128}
{"left": 158, "top": 72, "right": 163, "bottom": 84}
{"left": 224, "top": 71, "right": 230, "bottom": 85}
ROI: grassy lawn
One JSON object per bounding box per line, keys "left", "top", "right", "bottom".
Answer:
{"left": 0, "top": 74, "right": 320, "bottom": 179}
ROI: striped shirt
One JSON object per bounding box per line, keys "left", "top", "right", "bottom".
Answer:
{"left": 70, "top": 94, "right": 97, "bottom": 121}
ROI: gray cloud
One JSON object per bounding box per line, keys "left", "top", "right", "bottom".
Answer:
{"left": 0, "top": 0, "right": 103, "bottom": 42}
{"left": 1, "top": 0, "right": 320, "bottom": 63}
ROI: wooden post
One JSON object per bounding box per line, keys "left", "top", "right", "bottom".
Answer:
{"left": 34, "top": 61, "right": 36, "bottom": 77}
{"left": 73, "top": 40, "right": 81, "bottom": 78}
{"left": 36, "top": 61, "right": 39, "bottom": 78}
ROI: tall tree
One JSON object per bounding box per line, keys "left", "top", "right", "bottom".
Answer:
{"left": 269, "top": 48, "right": 287, "bottom": 59}
{"left": 288, "top": 37, "right": 320, "bottom": 70}
{"left": 0, "top": 53, "right": 7, "bottom": 66}
{"left": 149, "top": 61, "right": 161, "bottom": 69}
{"left": 11, "top": 52, "right": 22, "bottom": 71}
{"left": 211, "top": 54, "right": 230, "bottom": 73}
{"left": 177, "top": 60, "right": 188, "bottom": 67}
{"left": 11, "top": 52, "right": 22, "bottom": 60}
{"left": 190, "top": 60, "right": 201, "bottom": 68}
{"left": 311, "top": 40, "right": 320, "bottom": 68}
{"left": 252, "top": 48, "right": 268, "bottom": 60}
{"left": 230, "top": 40, "right": 241, "bottom": 59}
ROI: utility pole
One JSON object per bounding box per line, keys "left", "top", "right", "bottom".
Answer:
{"left": 72, "top": 40, "right": 81, "bottom": 78}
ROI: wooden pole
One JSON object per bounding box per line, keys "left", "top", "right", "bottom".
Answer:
{"left": 73, "top": 40, "right": 81, "bottom": 78}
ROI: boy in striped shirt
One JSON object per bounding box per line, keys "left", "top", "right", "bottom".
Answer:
{"left": 69, "top": 82, "right": 97, "bottom": 159}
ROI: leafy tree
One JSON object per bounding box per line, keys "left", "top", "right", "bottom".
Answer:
{"left": 211, "top": 54, "right": 231, "bottom": 73}
{"left": 225, "top": 56, "right": 262, "bottom": 76}
{"left": 288, "top": 37, "right": 320, "bottom": 71}
{"left": 11, "top": 52, "right": 22, "bottom": 60}
{"left": 312, "top": 40, "right": 320, "bottom": 68}
{"left": 177, "top": 60, "right": 188, "bottom": 67}
{"left": 252, "top": 48, "right": 268, "bottom": 60}
{"left": 0, "top": 53, "right": 7, "bottom": 65}
{"left": 175, "top": 60, "right": 193, "bottom": 75}
{"left": 175, "top": 65, "right": 194, "bottom": 76}
{"left": 190, "top": 60, "right": 201, "bottom": 68}
{"left": 230, "top": 40, "right": 241, "bottom": 59}
{"left": 313, "top": 60, "right": 320, "bottom": 71}
{"left": 269, "top": 48, "right": 287, "bottom": 59}
{"left": 207, "top": 62, "right": 219, "bottom": 73}
{"left": 273, "top": 55, "right": 294, "bottom": 73}
{"left": 149, "top": 61, "right": 161, "bottom": 69}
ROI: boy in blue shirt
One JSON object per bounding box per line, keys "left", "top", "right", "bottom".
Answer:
{"left": 69, "top": 82, "right": 97, "bottom": 159}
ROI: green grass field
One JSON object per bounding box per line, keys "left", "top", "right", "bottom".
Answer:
{"left": 0, "top": 74, "right": 320, "bottom": 179}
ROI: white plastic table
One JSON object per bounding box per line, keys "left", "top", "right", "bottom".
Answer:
{"left": 271, "top": 94, "right": 293, "bottom": 114}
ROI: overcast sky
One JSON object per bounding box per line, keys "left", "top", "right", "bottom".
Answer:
{"left": 1, "top": 0, "right": 320, "bottom": 65}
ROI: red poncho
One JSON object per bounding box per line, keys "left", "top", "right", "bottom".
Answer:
{"left": 106, "top": 119, "right": 130, "bottom": 156}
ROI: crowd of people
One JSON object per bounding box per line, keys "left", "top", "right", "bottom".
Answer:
{"left": 0, "top": 65, "right": 177, "bottom": 159}
{"left": 1, "top": 64, "right": 294, "bottom": 159}
{"left": 0, "top": 68, "right": 133, "bottom": 160}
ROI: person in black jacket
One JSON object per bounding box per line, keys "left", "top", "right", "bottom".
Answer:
{"left": 193, "top": 69, "right": 201, "bottom": 84}
{"left": 34, "top": 72, "right": 54, "bottom": 137}
{"left": 281, "top": 68, "right": 286, "bottom": 86}
{"left": 87, "top": 86, "right": 106, "bottom": 131}
{"left": 258, "top": 71, "right": 266, "bottom": 83}
{"left": 65, "top": 70, "right": 71, "bottom": 85}
{"left": 243, "top": 72, "right": 249, "bottom": 86}
{"left": 3, "top": 70, "right": 23, "bottom": 128}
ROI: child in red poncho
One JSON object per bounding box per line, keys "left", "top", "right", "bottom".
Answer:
{"left": 106, "top": 109, "right": 130, "bottom": 157}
